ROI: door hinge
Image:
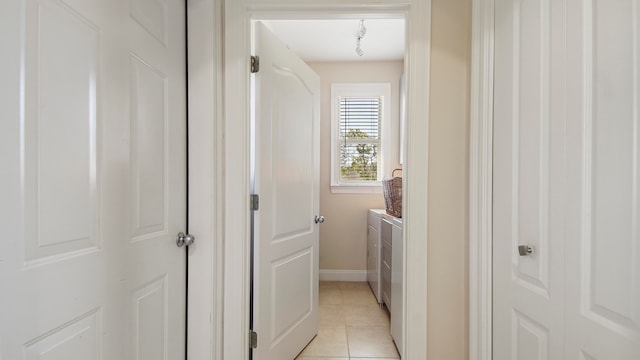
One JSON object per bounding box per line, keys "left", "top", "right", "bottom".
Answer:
{"left": 251, "top": 55, "right": 260, "bottom": 73}
{"left": 250, "top": 194, "right": 259, "bottom": 211}
{"left": 249, "top": 330, "right": 258, "bottom": 349}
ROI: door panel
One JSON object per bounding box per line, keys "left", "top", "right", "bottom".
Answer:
{"left": 23, "top": 0, "right": 100, "bottom": 264}
{"left": 253, "top": 22, "right": 320, "bottom": 360}
{"left": 512, "top": 311, "right": 550, "bottom": 360}
{"left": 131, "top": 54, "right": 168, "bottom": 240}
{"left": 0, "top": 0, "right": 186, "bottom": 358}
{"left": 271, "top": 249, "right": 313, "bottom": 339}
{"left": 583, "top": 0, "right": 638, "bottom": 329}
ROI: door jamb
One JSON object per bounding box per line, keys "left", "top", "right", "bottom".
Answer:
{"left": 469, "top": 0, "right": 494, "bottom": 359}
{"left": 186, "top": 0, "right": 225, "bottom": 359}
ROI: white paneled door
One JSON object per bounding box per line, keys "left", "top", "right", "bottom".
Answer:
{"left": 0, "top": 0, "right": 186, "bottom": 359}
{"left": 493, "top": 0, "right": 640, "bottom": 359}
{"left": 252, "top": 22, "right": 321, "bottom": 360}
{"left": 493, "top": 0, "right": 566, "bottom": 357}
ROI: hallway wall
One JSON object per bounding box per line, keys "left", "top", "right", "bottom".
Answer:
{"left": 427, "top": 0, "right": 471, "bottom": 358}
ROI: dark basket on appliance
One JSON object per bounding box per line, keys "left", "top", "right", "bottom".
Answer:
{"left": 382, "top": 169, "right": 402, "bottom": 218}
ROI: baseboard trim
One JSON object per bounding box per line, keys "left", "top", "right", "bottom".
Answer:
{"left": 319, "top": 269, "right": 367, "bottom": 282}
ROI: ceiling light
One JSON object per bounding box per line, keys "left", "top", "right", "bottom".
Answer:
{"left": 355, "top": 19, "right": 366, "bottom": 56}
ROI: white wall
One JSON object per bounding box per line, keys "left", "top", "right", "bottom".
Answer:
{"left": 307, "top": 60, "right": 404, "bottom": 271}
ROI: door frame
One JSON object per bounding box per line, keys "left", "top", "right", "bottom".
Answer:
{"left": 188, "top": 0, "right": 431, "bottom": 359}
{"left": 468, "top": 0, "right": 494, "bottom": 359}
{"left": 186, "top": 0, "right": 225, "bottom": 359}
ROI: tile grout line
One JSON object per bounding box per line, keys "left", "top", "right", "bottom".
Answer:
{"left": 342, "top": 286, "right": 352, "bottom": 360}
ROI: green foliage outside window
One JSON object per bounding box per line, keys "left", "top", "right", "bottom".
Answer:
{"left": 340, "top": 129, "right": 378, "bottom": 181}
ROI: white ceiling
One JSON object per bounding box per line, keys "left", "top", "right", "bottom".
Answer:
{"left": 260, "top": 19, "right": 406, "bottom": 62}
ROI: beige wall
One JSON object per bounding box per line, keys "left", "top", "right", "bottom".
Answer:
{"left": 307, "top": 61, "right": 404, "bottom": 271}
{"left": 427, "top": 0, "right": 471, "bottom": 359}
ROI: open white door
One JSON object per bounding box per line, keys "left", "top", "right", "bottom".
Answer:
{"left": 493, "top": 0, "right": 640, "bottom": 358}
{"left": 0, "top": 0, "right": 187, "bottom": 358}
{"left": 252, "top": 22, "right": 321, "bottom": 360}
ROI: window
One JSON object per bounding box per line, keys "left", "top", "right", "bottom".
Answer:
{"left": 331, "top": 83, "right": 391, "bottom": 193}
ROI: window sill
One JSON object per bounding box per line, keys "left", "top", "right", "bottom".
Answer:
{"left": 330, "top": 184, "right": 383, "bottom": 194}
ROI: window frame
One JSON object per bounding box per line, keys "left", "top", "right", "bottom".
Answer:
{"left": 330, "top": 83, "right": 391, "bottom": 193}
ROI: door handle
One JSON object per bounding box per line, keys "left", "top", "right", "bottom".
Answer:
{"left": 518, "top": 245, "right": 534, "bottom": 256}
{"left": 314, "top": 215, "right": 325, "bottom": 224}
{"left": 176, "top": 232, "right": 196, "bottom": 247}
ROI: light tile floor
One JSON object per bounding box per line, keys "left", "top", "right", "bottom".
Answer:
{"left": 295, "top": 281, "right": 400, "bottom": 360}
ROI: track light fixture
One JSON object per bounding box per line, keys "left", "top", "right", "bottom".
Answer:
{"left": 355, "top": 19, "right": 366, "bottom": 56}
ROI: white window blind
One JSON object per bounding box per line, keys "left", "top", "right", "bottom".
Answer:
{"left": 339, "top": 98, "right": 381, "bottom": 139}
{"left": 339, "top": 97, "right": 382, "bottom": 181}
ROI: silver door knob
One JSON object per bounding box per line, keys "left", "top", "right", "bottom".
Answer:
{"left": 518, "top": 245, "right": 534, "bottom": 256}
{"left": 314, "top": 215, "right": 325, "bottom": 224}
{"left": 176, "top": 232, "right": 196, "bottom": 247}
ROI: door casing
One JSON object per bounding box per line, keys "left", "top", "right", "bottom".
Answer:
{"left": 188, "top": 1, "right": 432, "bottom": 359}
{"left": 186, "top": 1, "right": 225, "bottom": 359}
{"left": 468, "top": 1, "right": 495, "bottom": 360}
